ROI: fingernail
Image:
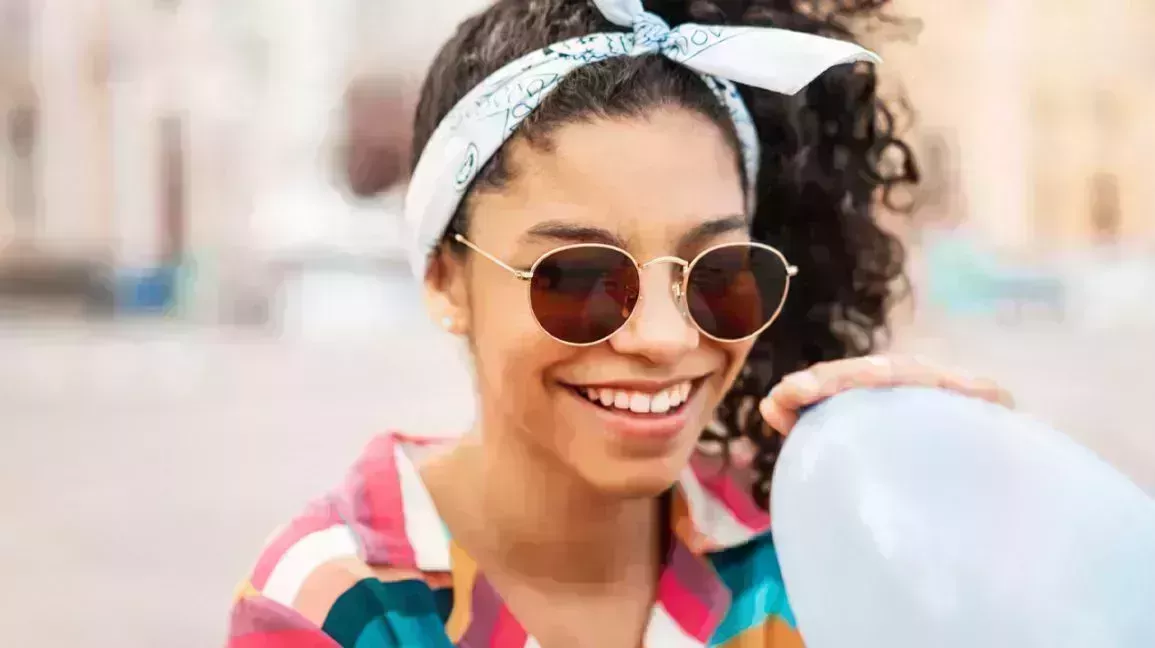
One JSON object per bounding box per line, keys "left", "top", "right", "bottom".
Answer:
{"left": 865, "top": 356, "right": 892, "bottom": 378}
{"left": 786, "top": 371, "right": 821, "bottom": 395}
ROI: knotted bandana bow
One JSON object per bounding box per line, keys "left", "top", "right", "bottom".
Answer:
{"left": 403, "top": 0, "right": 879, "bottom": 278}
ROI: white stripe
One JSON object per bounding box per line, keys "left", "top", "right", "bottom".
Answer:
{"left": 393, "top": 444, "right": 452, "bottom": 571}
{"left": 263, "top": 525, "right": 360, "bottom": 606}
{"left": 643, "top": 604, "right": 707, "bottom": 648}
{"left": 678, "top": 466, "right": 756, "bottom": 548}
{"left": 523, "top": 637, "right": 543, "bottom": 648}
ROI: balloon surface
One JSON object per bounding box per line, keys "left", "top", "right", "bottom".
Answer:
{"left": 771, "top": 387, "right": 1155, "bottom": 648}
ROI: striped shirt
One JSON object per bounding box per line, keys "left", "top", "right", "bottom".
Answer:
{"left": 227, "top": 433, "right": 803, "bottom": 647}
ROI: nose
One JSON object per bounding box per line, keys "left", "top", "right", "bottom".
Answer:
{"left": 609, "top": 261, "right": 698, "bottom": 364}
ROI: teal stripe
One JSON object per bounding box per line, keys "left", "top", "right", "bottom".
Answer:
{"left": 354, "top": 618, "right": 397, "bottom": 648}
{"left": 323, "top": 578, "right": 453, "bottom": 648}
{"left": 380, "top": 581, "right": 453, "bottom": 648}
{"left": 432, "top": 587, "right": 454, "bottom": 623}
{"left": 324, "top": 579, "right": 387, "bottom": 647}
{"left": 707, "top": 534, "right": 796, "bottom": 646}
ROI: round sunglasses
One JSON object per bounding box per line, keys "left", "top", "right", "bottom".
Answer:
{"left": 454, "top": 233, "right": 798, "bottom": 346}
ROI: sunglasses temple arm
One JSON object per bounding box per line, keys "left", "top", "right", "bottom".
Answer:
{"left": 454, "top": 234, "right": 533, "bottom": 280}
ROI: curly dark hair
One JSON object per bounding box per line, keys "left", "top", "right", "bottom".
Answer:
{"left": 410, "top": 0, "right": 919, "bottom": 508}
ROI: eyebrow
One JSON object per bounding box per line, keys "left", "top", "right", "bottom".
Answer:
{"left": 521, "top": 215, "right": 748, "bottom": 250}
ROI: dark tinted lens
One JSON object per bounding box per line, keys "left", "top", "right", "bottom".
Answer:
{"left": 529, "top": 246, "right": 640, "bottom": 344}
{"left": 686, "top": 244, "right": 788, "bottom": 340}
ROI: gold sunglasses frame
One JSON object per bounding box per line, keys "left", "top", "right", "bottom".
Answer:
{"left": 453, "top": 233, "right": 799, "bottom": 347}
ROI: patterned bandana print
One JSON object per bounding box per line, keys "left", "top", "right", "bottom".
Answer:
{"left": 403, "top": 0, "right": 880, "bottom": 279}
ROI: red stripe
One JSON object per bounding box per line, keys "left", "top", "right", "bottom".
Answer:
{"left": 690, "top": 459, "right": 771, "bottom": 532}
{"left": 489, "top": 604, "right": 529, "bottom": 647}
{"left": 656, "top": 567, "right": 715, "bottom": 641}
{"left": 228, "top": 629, "right": 341, "bottom": 648}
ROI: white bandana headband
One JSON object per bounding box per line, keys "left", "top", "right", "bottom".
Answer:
{"left": 403, "top": 0, "right": 880, "bottom": 278}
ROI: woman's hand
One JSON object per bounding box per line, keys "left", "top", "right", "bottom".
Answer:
{"left": 758, "top": 355, "right": 1014, "bottom": 436}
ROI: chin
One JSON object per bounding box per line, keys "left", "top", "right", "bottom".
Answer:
{"left": 588, "top": 470, "right": 679, "bottom": 500}
{"left": 576, "top": 448, "right": 694, "bottom": 500}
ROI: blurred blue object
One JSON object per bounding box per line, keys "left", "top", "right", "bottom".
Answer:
{"left": 772, "top": 387, "right": 1155, "bottom": 648}
{"left": 926, "top": 236, "right": 998, "bottom": 315}
{"left": 115, "top": 266, "right": 178, "bottom": 313}
{"left": 926, "top": 235, "right": 1065, "bottom": 320}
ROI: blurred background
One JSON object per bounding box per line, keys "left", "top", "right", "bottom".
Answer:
{"left": 0, "top": 0, "right": 1152, "bottom": 645}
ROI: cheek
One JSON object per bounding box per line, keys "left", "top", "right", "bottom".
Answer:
{"left": 468, "top": 278, "right": 571, "bottom": 417}
{"left": 716, "top": 339, "right": 757, "bottom": 391}
{"left": 468, "top": 267, "right": 539, "bottom": 346}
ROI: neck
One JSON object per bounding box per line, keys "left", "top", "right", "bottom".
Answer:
{"left": 439, "top": 430, "right": 662, "bottom": 587}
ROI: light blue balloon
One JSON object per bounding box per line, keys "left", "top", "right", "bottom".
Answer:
{"left": 771, "top": 387, "right": 1155, "bottom": 648}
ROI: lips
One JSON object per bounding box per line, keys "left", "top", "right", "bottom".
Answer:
{"left": 561, "top": 377, "right": 706, "bottom": 443}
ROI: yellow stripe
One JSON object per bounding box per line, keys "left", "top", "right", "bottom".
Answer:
{"left": 232, "top": 579, "right": 260, "bottom": 603}
{"left": 720, "top": 616, "right": 804, "bottom": 647}
{"left": 444, "top": 541, "right": 479, "bottom": 641}
{"left": 670, "top": 483, "right": 715, "bottom": 554}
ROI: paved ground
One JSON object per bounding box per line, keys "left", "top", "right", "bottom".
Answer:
{"left": 1, "top": 316, "right": 1151, "bottom": 647}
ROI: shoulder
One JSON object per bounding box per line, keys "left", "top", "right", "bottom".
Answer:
{"left": 227, "top": 433, "right": 455, "bottom": 646}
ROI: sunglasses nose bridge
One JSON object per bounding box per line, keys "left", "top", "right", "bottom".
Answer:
{"left": 638, "top": 256, "right": 690, "bottom": 316}
{"left": 639, "top": 256, "right": 688, "bottom": 277}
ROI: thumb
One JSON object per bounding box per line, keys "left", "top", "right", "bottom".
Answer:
{"left": 759, "top": 396, "right": 799, "bottom": 435}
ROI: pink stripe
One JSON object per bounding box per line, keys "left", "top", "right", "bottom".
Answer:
{"left": 249, "top": 499, "right": 342, "bottom": 589}
{"left": 229, "top": 595, "right": 329, "bottom": 636}
{"left": 228, "top": 629, "right": 341, "bottom": 648}
{"left": 656, "top": 568, "right": 715, "bottom": 641}
{"left": 391, "top": 432, "right": 452, "bottom": 447}
{"left": 352, "top": 434, "right": 418, "bottom": 567}
{"left": 489, "top": 605, "right": 529, "bottom": 647}
{"left": 690, "top": 461, "right": 771, "bottom": 531}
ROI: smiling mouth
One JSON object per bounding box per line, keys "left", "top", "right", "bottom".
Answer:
{"left": 565, "top": 379, "right": 702, "bottom": 416}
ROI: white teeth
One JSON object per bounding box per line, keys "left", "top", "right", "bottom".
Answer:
{"left": 578, "top": 381, "right": 694, "bottom": 414}
{"left": 614, "top": 390, "right": 630, "bottom": 409}
{"left": 650, "top": 390, "right": 671, "bottom": 414}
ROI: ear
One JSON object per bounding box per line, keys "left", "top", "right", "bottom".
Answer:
{"left": 424, "top": 245, "right": 471, "bottom": 336}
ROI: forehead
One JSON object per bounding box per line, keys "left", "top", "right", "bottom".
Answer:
{"left": 468, "top": 108, "right": 746, "bottom": 254}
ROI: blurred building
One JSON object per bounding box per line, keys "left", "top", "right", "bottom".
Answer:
{"left": 1, "top": 0, "right": 1152, "bottom": 332}
{"left": 886, "top": 0, "right": 1155, "bottom": 252}
{"left": 0, "top": 0, "right": 487, "bottom": 333}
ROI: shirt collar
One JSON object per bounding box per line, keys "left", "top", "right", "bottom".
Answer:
{"left": 341, "top": 433, "right": 772, "bottom": 574}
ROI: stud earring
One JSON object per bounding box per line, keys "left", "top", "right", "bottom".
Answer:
{"left": 441, "top": 316, "right": 455, "bottom": 331}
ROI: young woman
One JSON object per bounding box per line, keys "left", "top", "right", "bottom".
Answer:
{"left": 228, "top": 0, "right": 1012, "bottom": 646}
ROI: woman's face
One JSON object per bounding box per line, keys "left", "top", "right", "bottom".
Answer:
{"left": 429, "top": 108, "right": 755, "bottom": 497}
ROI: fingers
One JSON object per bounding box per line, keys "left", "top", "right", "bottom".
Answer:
{"left": 758, "top": 397, "right": 799, "bottom": 438}
{"left": 934, "top": 370, "right": 1016, "bottom": 408}
{"left": 764, "top": 356, "right": 904, "bottom": 415}
{"left": 759, "top": 355, "right": 1015, "bottom": 436}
